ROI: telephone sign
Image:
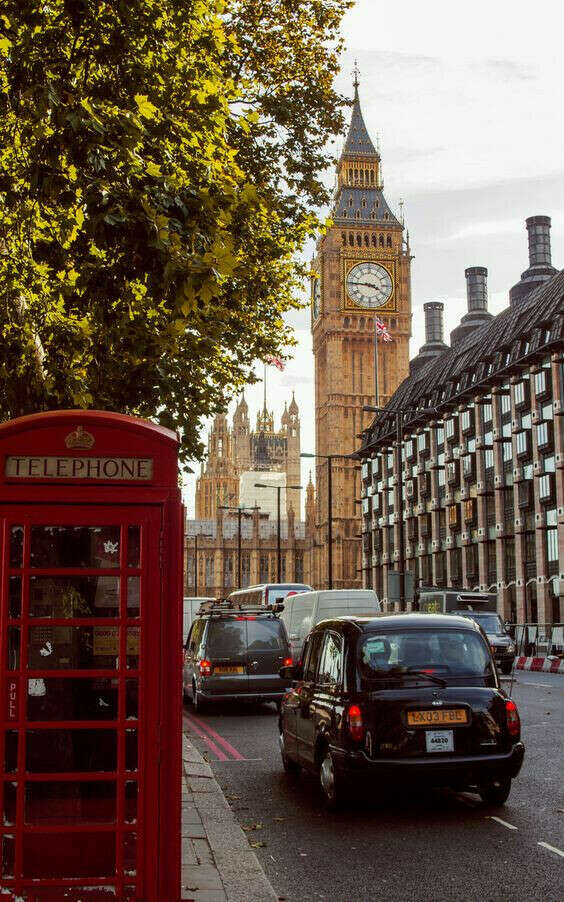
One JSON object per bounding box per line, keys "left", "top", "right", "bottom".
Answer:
{"left": 0, "top": 411, "right": 183, "bottom": 901}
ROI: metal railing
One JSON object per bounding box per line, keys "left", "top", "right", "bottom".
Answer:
{"left": 508, "top": 623, "right": 564, "bottom": 657}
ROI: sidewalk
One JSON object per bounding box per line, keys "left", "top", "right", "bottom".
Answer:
{"left": 181, "top": 734, "right": 278, "bottom": 902}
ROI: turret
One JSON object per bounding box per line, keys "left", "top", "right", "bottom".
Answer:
{"left": 410, "top": 302, "right": 448, "bottom": 374}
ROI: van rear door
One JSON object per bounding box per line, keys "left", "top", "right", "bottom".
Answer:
{"left": 289, "top": 595, "right": 316, "bottom": 661}
{"left": 246, "top": 617, "right": 289, "bottom": 695}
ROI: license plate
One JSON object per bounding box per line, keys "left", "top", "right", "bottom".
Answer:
{"left": 426, "top": 730, "right": 454, "bottom": 753}
{"left": 407, "top": 708, "right": 468, "bottom": 726}
{"left": 213, "top": 666, "right": 244, "bottom": 674}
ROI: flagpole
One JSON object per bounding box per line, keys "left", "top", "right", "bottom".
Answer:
{"left": 263, "top": 364, "right": 267, "bottom": 412}
{"left": 373, "top": 317, "right": 379, "bottom": 407}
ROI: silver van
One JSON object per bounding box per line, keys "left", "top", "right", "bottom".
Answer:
{"left": 280, "top": 589, "right": 381, "bottom": 662}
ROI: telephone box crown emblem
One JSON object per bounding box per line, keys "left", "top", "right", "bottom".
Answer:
{"left": 65, "top": 425, "right": 95, "bottom": 450}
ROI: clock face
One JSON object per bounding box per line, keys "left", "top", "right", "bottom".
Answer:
{"left": 346, "top": 262, "right": 393, "bottom": 309}
{"left": 312, "top": 276, "right": 320, "bottom": 319}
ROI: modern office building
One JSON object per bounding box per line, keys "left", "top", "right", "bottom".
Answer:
{"left": 358, "top": 217, "right": 563, "bottom": 624}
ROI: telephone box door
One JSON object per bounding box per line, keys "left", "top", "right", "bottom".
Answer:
{"left": 1, "top": 503, "right": 162, "bottom": 900}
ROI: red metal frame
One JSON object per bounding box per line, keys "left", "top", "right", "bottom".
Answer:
{"left": 0, "top": 412, "right": 183, "bottom": 901}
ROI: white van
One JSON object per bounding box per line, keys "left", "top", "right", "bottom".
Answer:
{"left": 183, "top": 596, "right": 215, "bottom": 645}
{"left": 280, "top": 589, "right": 381, "bottom": 662}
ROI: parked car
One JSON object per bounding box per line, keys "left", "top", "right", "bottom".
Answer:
{"left": 452, "top": 611, "right": 516, "bottom": 675}
{"left": 280, "top": 589, "right": 380, "bottom": 662}
{"left": 279, "top": 613, "right": 524, "bottom": 809}
{"left": 183, "top": 602, "right": 292, "bottom": 712}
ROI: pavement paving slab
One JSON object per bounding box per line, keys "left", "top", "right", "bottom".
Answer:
{"left": 181, "top": 733, "right": 277, "bottom": 902}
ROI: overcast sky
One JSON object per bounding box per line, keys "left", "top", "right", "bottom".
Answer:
{"left": 184, "top": 0, "right": 564, "bottom": 517}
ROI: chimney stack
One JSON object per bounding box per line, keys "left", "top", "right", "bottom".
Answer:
{"left": 450, "top": 266, "right": 493, "bottom": 349}
{"left": 510, "top": 214, "right": 557, "bottom": 307}
{"left": 465, "top": 266, "right": 488, "bottom": 312}
{"left": 526, "top": 215, "right": 552, "bottom": 268}
{"left": 424, "top": 301, "right": 445, "bottom": 344}
{"left": 409, "top": 301, "right": 448, "bottom": 374}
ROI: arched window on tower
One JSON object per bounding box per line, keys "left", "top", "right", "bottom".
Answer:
{"left": 355, "top": 212, "right": 361, "bottom": 220}
{"left": 370, "top": 171, "right": 375, "bottom": 184}
{"left": 356, "top": 233, "right": 362, "bottom": 245}
{"left": 348, "top": 233, "right": 354, "bottom": 246}
{"left": 341, "top": 232, "right": 346, "bottom": 244}
{"left": 371, "top": 235, "right": 377, "bottom": 246}
{"left": 344, "top": 317, "right": 350, "bottom": 328}
{"left": 379, "top": 235, "right": 384, "bottom": 247}
{"left": 386, "top": 235, "right": 392, "bottom": 247}
{"left": 364, "top": 234, "right": 369, "bottom": 246}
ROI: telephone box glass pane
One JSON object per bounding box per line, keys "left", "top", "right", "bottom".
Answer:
{"left": 25, "top": 781, "right": 117, "bottom": 824}
{"left": 4, "top": 732, "right": 18, "bottom": 772}
{"left": 126, "top": 680, "right": 139, "bottom": 719}
{"left": 125, "top": 781, "right": 137, "bottom": 823}
{"left": 26, "top": 729, "right": 117, "bottom": 772}
{"left": 1, "top": 834, "right": 15, "bottom": 877}
{"left": 30, "top": 526, "right": 121, "bottom": 568}
{"left": 2, "top": 780, "right": 17, "bottom": 824}
{"left": 7, "top": 627, "right": 20, "bottom": 669}
{"left": 125, "top": 730, "right": 138, "bottom": 771}
{"left": 23, "top": 832, "right": 115, "bottom": 877}
{"left": 126, "top": 628, "right": 139, "bottom": 669}
{"left": 127, "top": 526, "right": 140, "bottom": 567}
{"left": 27, "top": 678, "right": 123, "bottom": 721}
{"left": 9, "top": 576, "right": 21, "bottom": 618}
{"left": 127, "top": 576, "right": 140, "bottom": 616}
{"left": 123, "top": 832, "right": 137, "bottom": 877}
{"left": 28, "top": 626, "right": 120, "bottom": 669}
{"left": 29, "top": 576, "right": 120, "bottom": 618}
{"left": 10, "top": 526, "right": 23, "bottom": 568}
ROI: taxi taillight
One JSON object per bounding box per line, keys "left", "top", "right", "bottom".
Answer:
{"left": 199, "top": 659, "right": 212, "bottom": 676}
{"left": 505, "top": 699, "right": 520, "bottom": 739}
{"left": 347, "top": 704, "right": 364, "bottom": 742}
{"left": 282, "top": 657, "right": 293, "bottom": 667}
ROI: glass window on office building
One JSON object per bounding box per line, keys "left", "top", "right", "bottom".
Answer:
{"left": 206, "top": 554, "right": 216, "bottom": 588}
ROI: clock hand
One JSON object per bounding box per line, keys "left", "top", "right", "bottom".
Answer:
{"left": 354, "top": 281, "right": 380, "bottom": 289}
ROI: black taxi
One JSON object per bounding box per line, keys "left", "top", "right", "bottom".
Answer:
{"left": 278, "top": 614, "right": 524, "bottom": 809}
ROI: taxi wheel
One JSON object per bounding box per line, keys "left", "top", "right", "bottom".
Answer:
{"left": 479, "top": 777, "right": 511, "bottom": 806}
{"left": 279, "top": 730, "right": 300, "bottom": 776}
{"left": 319, "top": 749, "right": 346, "bottom": 810}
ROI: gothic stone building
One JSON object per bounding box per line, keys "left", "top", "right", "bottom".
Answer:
{"left": 359, "top": 216, "right": 563, "bottom": 625}
{"left": 308, "top": 79, "right": 412, "bottom": 590}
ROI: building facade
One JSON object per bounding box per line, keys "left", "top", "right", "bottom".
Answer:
{"left": 309, "top": 78, "right": 412, "bottom": 589}
{"left": 188, "top": 396, "right": 311, "bottom": 599}
{"left": 358, "top": 217, "right": 563, "bottom": 624}
{"left": 195, "top": 394, "right": 301, "bottom": 521}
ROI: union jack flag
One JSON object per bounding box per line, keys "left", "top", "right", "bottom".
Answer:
{"left": 375, "top": 319, "right": 392, "bottom": 342}
{"left": 265, "top": 354, "right": 285, "bottom": 371}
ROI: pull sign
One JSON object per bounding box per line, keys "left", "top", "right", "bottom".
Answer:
{"left": 6, "top": 679, "right": 18, "bottom": 720}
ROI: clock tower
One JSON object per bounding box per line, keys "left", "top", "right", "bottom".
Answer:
{"left": 310, "top": 77, "right": 412, "bottom": 589}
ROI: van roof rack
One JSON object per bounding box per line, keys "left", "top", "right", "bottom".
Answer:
{"left": 197, "top": 600, "right": 284, "bottom": 616}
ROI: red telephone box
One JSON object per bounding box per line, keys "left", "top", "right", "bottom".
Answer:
{"left": 0, "top": 411, "right": 183, "bottom": 901}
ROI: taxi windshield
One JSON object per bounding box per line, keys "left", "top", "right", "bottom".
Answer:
{"left": 358, "top": 629, "right": 492, "bottom": 680}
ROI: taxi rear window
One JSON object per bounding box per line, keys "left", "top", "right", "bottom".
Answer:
{"left": 358, "top": 629, "right": 491, "bottom": 680}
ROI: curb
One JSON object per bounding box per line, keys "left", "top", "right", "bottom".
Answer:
{"left": 515, "top": 655, "right": 564, "bottom": 673}
{"left": 181, "top": 733, "right": 278, "bottom": 902}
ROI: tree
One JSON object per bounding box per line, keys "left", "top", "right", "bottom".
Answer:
{"left": 0, "top": 0, "right": 351, "bottom": 459}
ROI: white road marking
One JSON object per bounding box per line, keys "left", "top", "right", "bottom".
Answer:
{"left": 538, "top": 841, "right": 564, "bottom": 859}
{"left": 519, "top": 681, "right": 554, "bottom": 688}
{"left": 488, "top": 816, "right": 518, "bottom": 830}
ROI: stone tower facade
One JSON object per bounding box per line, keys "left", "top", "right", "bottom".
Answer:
{"left": 310, "top": 80, "right": 412, "bottom": 588}
{"left": 195, "top": 395, "right": 302, "bottom": 521}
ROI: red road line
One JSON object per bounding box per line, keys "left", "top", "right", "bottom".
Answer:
{"left": 186, "top": 713, "right": 246, "bottom": 761}
{"left": 183, "top": 714, "right": 229, "bottom": 761}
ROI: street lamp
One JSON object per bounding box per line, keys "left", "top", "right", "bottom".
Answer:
{"left": 362, "top": 403, "right": 438, "bottom": 610}
{"left": 301, "top": 451, "right": 357, "bottom": 590}
{"left": 218, "top": 504, "right": 260, "bottom": 589}
{"left": 254, "top": 482, "right": 303, "bottom": 582}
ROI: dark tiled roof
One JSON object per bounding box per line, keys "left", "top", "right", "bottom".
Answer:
{"left": 332, "top": 186, "right": 400, "bottom": 227}
{"left": 360, "top": 268, "right": 564, "bottom": 451}
{"left": 343, "top": 87, "right": 378, "bottom": 158}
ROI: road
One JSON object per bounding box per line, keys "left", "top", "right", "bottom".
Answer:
{"left": 183, "top": 670, "right": 564, "bottom": 901}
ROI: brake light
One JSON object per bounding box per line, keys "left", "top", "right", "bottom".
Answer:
{"left": 282, "top": 657, "right": 293, "bottom": 667}
{"left": 199, "top": 659, "right": 212, "bottom": 676}
{"left": 505, "top": 699, "right": 520, "bottom": 739}
{"left": 347, "top": 704, "right": 364, "bottom": 742}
